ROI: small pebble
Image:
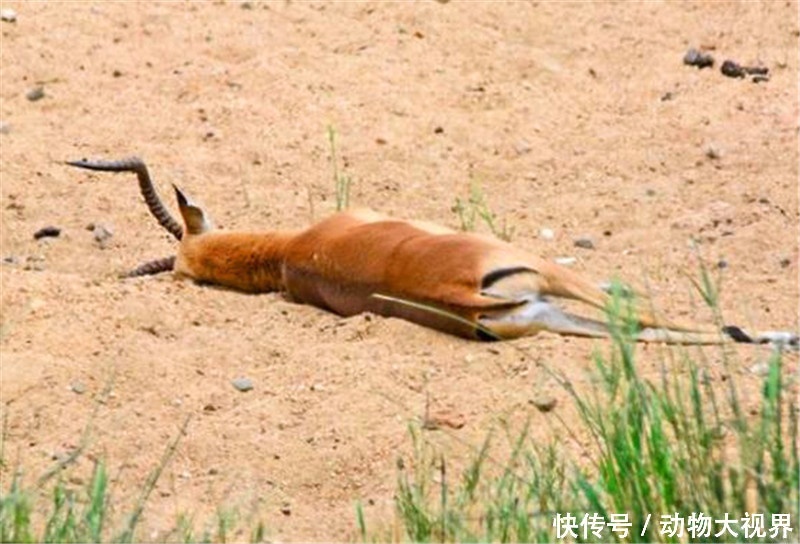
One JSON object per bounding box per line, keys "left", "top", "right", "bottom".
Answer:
{"left": 554, "top": 257, "right": 577, "bottom": 266}
{"left": 717, "top": 259, "right": 728, "bottom": 270}
{"left": 423, "top": 409, "right": 466, "bottom": 430}
{"left": 70, "top": 381, "right": 87, "bottom": 395}
{"left": 92, "top": 224, "right": 114, "bottom": 246}
{"left": 683, "top": 48, "right": 714, "bottom": 69}
{"left": 280, "top": 503, "right": 292, "bottom": 516}
{"left": 433, "top": 126, "right": 444, "bottom": 134}
{"left": 33, "top": 226, "right": 61, "bottom": 240}
{"left": 751, "top": 75, "right": 770, "bottom": 84}
{"left": 0, "top": 121, "right": 10, "bottom": 134}
{"left": 779, "top": 257, "right": 791, "bottom": 268}
{"left": 705, "top": 144, "right": 722, "bottom": 160}
{"left": 514, "top": 140, "right": 532, "bottom": 155}
{"left": 538, "top": 228, "right": 554, "bottom": 240}
{"left": 530, "top": 395, "right": 557, "bottom": 413}
{"left": 0, "top": 8, "right": 17, "bottom": 22}
{"left": 2, "top": 255, "right": 19, "bottom": 265}
{"left": 26, "top": 86, "right": 45, "bottom": 102}
{"left": 574, "top": 237, "right": 595, "bottom": 250}
{"left": 232, "top": 377, "right": 253, "bottom": 392}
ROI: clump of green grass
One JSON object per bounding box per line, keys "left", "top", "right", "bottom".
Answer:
{"left": 393, "top": 425, "right": 573, "bottom": 543}
{"left": 1, "top": 461, "right": 109, "bottom": 544}
{"left": 452, "top": 178, "right": 514, "bottom": 241}
{"left": 385, "top": 282, "right": 799, "bottom": 543}
{"left": 327, "top": 125, "right": 353, "bottom": 212}
{"left": 0, "top": 415, "right": 268, "bottom": 543}
{"left": 171, "top": 508, "right": 265, "bottom": 544}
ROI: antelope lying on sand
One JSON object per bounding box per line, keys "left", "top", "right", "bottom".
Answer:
{"left": 67, "top": 157, "right": 797, "bottom": 348}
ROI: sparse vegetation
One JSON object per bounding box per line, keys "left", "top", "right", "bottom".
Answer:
{"left": 452, "top": 178, "right": 515, "bottom": 241}
{"left": 3, "top": 272, "right": 795, "bottom": 543}
{"left": 384, "top": 283, "right": 799, "bottom": 543}
{"left": 325, "top": 130, "right": 515, "bottom": 244}
{"left": 0, "top": 416, "right": 267, "bottom": 543}
{"left": 327, "top": 125, "right": 353, "bottom": 212}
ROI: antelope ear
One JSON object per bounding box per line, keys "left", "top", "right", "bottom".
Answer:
{"left": 174, "top": 185, "right": 212, "bottom": 235}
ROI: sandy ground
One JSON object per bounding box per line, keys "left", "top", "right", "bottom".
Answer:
{"left": 1, "top": 1, "right": 798, "bottom": 541}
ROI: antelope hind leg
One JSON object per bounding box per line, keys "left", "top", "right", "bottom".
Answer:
{"left": 480, "top": 297, "right": 759, "bottom": 345}
{"left": 723, "top": 326, "right": 799, "bottom": 351}
{"left": 478, "top": 268, "right": 721, "bottom": 343}
{"left": 478, "top": 298, "right": 684, "bottom": 342}
{"left": 478, "top": 298, "right": 610, "bottom": 341}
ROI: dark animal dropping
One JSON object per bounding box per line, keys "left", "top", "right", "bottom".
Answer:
{"left": 34, "top": 226, "right": 61, "bottom": 240}
{"left": 721, "top": 60, "right": 746, "bottom": 78}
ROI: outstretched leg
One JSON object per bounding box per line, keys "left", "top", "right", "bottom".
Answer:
{"left": 723, "top": 326, "right": 799, "bottom": 350}
{"left": 478, "top": 297, "right": 798, "bottom": 347}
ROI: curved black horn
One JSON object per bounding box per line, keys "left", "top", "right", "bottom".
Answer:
{"left": 67, "top": 157, "right": 184, "bottom": 240}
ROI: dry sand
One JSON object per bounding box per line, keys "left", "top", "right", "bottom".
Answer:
{"left": 1, "top": 1, "right": 798, "bottom": 540}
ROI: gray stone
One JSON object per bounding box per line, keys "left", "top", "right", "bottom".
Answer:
{"left": 530, "top": 395, "right": 557, "bottom": 413}
{"left": 26, "top": 86, "right": 45, "bottom": 102}
{"left": 70, "top": 381, "right": 87, "bottom": 395}
{"left": 1, "top": 8, "right": 17, "bottom": 22}
{"left": 232, "top": 377, "right": 253, "bottom": 392}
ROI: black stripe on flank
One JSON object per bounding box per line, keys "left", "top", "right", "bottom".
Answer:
{"left": 480, "top": 266, "right": 534, "bottom": 290}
